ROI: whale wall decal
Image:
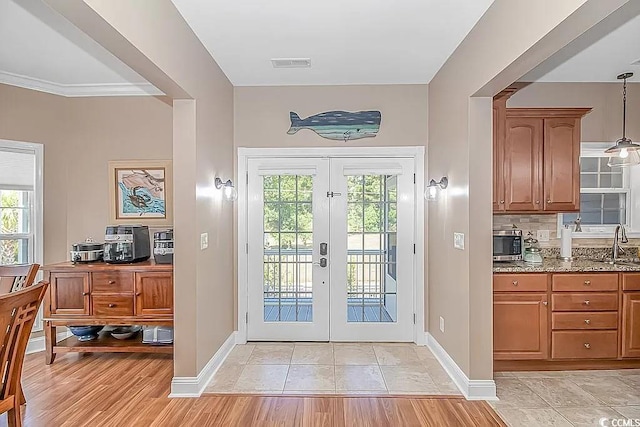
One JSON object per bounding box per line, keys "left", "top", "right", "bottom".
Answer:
{"left": 287, "top": 110, "right": 381, "bottom": 141}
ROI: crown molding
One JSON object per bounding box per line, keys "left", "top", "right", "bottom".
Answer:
{"left": 0, "top": 70, "right": 163, "bottom": 97}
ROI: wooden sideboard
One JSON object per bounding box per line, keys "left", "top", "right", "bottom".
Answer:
{"left": 43, "top": 261, "right": 173, "bottom": 364}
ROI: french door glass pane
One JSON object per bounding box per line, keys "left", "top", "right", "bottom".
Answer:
{"left": 346, "top": 175, "right": 397, "bottom": 323}
{"left": 263, "top": 175, "right": 313, "bottom": 322}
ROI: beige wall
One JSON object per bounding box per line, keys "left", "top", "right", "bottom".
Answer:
{"left": 45, "top": 0, "right": 236, "bottom": 377}
{"left": 508, "top": 82, "right": 640, "bottom": 142}
{"left": 234, "top": 85, "right": 428, "bottom": 148}
{"left": 427, "top": 0, "right": 629, "bottom": 381}
{"left": 0, "top": 84, "right": 172, "bottom": 265}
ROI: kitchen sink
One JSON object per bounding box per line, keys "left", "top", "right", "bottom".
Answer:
{"left": 590, "top": 258, "right": 640, "bottom": 266}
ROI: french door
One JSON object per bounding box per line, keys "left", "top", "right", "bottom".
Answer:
{"left": 247, "top": 156, "right": 414, "bottom": 341}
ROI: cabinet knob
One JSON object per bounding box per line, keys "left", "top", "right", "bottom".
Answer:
{"left": 82, "top": 292, "right": 90, "bottom": 296}
{"left": 585, "top": 319, "right": 591, "bottom": 325}
{"left": 136, "top": 292, "right": 141, "bottom": 296}
{"left": 535, "top": 200, "right": 540, "bottom": 204}
{"left": 584, "top": 300, "right": 590, "bottom": 306}
{"left": 584, "top": 280, "right": 591, "bottom": 286}
{"left": 584, "top": 343, "right": 591, "bottom": 349}
{"left": 108, "top": 280, "right": 115, "bottom": 284}
{"left": 542, "top": 301, "right": 548, "bottom": 306}
{"left": 108, "top": 304, "right": 115, "bottom": 308}
{"left": 547, "top": 199, "right": 552, "bottom": 204}
{"left": 499, "top": 200, "right": 505, "bottom": 204}
{"left": 512, "top": 280, "right": 518, "bottom": 286}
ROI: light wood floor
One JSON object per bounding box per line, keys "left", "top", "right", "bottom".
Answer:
{"left": 3, "top": 352, "right": 506, "bottom": 426}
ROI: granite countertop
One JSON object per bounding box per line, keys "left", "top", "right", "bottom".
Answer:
{"left": 493, "top": 258, "right": 640, "bottom": 273}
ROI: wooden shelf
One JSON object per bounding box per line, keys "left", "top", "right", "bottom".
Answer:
{"left": 54, "top": 332, "right": 172, "bottom": 354}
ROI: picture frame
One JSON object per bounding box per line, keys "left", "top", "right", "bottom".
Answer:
{"left": 108, "top": 160, "right": 173, "bottom": 226}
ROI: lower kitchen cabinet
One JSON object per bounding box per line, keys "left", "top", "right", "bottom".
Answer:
{"left": 494, "top": 293, "right": 549, "bottom": 360}
{"left": 622, "top": 293, "right": 640, "bottom": 358}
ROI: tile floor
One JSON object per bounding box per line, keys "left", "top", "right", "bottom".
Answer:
{"left": 204, "top": 342, "right": 462, "bottom": 395}
{"left": 492, "top": 370, "right": 640, "bottom": 427}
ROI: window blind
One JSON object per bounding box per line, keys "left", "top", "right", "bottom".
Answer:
{"left": 0, "top": 147, "right": 35, "bottom": 191}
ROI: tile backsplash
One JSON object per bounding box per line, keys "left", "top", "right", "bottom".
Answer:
{"left": 493, "top": 214, "right": 640, "bottom": 248}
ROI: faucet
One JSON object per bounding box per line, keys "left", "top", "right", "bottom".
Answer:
{"left": 612, "top": 224, "right": 629, "bottom": 262}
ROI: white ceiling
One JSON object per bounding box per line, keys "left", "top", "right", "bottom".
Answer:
{"left": 0, "top": 0, "right": 161, "bottom": 96}
{"left": 171, "top": 0, "right": 495, "bottom": 86}
{"left": 522, "top": 11, "right": 640, "bottom": 82}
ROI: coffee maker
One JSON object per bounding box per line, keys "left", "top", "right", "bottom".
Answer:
{"left": 103, "top": 225, "right": 151, "bottom": 264}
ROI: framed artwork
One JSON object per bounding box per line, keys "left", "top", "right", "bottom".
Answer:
{"left": 108, "top": 160, "right": 173, "bottom": 225}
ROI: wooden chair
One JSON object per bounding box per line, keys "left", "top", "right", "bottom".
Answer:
{"left": 0, "top": 281, "right": 48, "bottom": 427}
{"left": 0, "top": 265, "right": 40, "bottom": 294}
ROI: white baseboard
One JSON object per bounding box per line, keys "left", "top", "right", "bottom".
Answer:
{"left": 169, "top": 331, "right": 236, "bottom": 398}
{"left": 425, "top": 333, "right": 497, "bottom": 401}
{"left": 26, "top": 331, "right": 72, "bottom": 355}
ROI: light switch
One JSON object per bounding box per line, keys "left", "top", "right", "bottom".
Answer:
{"left": 200, "top": 232, "right": 209, "bottom": 250}
{"left": 453, "top": 232, "right": 465, "bottom": 250}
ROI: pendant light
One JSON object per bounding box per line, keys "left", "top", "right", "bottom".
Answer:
{"left": 606, "top": 72, "right": 640, "bottom": 167}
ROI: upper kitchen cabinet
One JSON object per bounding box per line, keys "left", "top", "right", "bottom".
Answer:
{"left": 493, "top": 103, "right": 591, "bottom": 213}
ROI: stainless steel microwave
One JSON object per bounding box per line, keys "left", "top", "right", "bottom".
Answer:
{"left": 493, "top": 230, "right": 523, "bottom": 261}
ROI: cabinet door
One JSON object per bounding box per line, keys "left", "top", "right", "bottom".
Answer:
{"left": 50, "top": 272, "right": 90, "bottom": 315}
{"left": 544, "top": 118, "right": 580, "bottom": 212}
{"left": 504, "top": 118, "right": 543, "bottom": 211}
{"left": 622, "top": 293, "right": 640, "bottom": 358}
{"left": 493, "top": 101, "right": 506, "bottom": 211}
{"left": 135, "top": 272, "right": 173, "bottom": 316}
{"left": 494, "top": 293, "right": 548, "bottom": 360}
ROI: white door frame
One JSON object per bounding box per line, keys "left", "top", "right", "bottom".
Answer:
{"left": 236, "top": 146, "right": 426, "bottom": 344}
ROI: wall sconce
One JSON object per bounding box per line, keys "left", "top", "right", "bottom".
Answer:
{"left": 425, "top": 177, "right": 448, "bottom": 201}
{"left": 215, "top": 177, "right": 238, "bottom": 201}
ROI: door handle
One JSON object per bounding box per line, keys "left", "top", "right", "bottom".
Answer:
{"left": 313, "top": 258, "right": 328, "bottom": 268}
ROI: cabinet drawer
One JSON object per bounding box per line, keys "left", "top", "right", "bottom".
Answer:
{"left": 552, "top": 331, "right": 617, "bottom": 359}
{"left": 91, "top": 296, "right": 134, "bottom": 316}
{"left": 552, "top": 274, "right": 618, "bottom": 292}
{"left": 622, "top": 273, "right": 640, "bottom": 291}
{"left": 552, "top": 293, "right": 618, "bottom": 311}
{"left": 91, "top": 272, "right": 134, "bottom": 293}
{"left": 494, "top": 274, "right": 548, "bottom": 292}
{"left": 552, "top": 312, "right": 618, "bottom": 330}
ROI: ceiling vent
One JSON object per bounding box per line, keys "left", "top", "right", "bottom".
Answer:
{"left": 271, "top": 58, "right": 311, "bottom": 68}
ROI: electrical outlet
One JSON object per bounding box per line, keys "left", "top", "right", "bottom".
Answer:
{"left": 439, "top": 316, "right": 445, "bottom": 333}
{"left": 537, "top": 229, "right": 550, "bottom": 242}
{"left": 453, "top": 232, "right": 465, "bottom": 250}
{"left": 200, "top": 232, "right": 209, "bottom": 250}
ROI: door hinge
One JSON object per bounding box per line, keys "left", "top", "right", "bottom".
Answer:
{"left": 246, "top": 171, "right": 249, "bottom": 184}
{"left": 413, "top": 313, "right": 416, "bottom": 324}
{"left": 413, "top": 173, "right": 416, "bottom": 184}
{"left": 413, "top": 244, "right": 416, "bottom": 254}
{"left": 245, "top": 312, "right": 248, "bottom": 324}
{"left": 245, "top": 243, "right": 248, "bottom": 254}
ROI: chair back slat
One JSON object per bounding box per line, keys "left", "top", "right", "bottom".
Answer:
{"left": 0, "top": 264, "right": 40, "bottom": 294}
{"left": 0, "top": 281, "right": 47, "bottom": 400}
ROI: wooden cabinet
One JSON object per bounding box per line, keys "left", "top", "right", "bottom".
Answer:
{"left": 622, "top": 292, "right": 640, "bottom": 358}
{"left": 43, "top": 261, "right": 173, "bottom": 364}
{"left": 494, "top": 292, "right": 549, "bottom": 360}
{"left": 135, "top": 272, "right": 173, "bottom": 316}
{"left": 544, "top": 118, "right": 581, "bottom": 211}
{"left": 493, "top": 106, "right": 591, "bottom": 213}
{"left": 49, "top": 272, "right": 90, "bottom": 316}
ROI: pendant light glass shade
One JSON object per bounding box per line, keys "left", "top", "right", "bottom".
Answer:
{"left": 606, "top": 72, "right": 639, "bottom": 167}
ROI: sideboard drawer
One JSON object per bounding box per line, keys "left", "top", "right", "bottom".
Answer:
{"left": 91, "top": 272, "right": 134, "bottom": 293}
{"left": 552, "top": 274, "right": 618, "bottom": 292}
{"left": 552, "top": 330, "right": 617, "bottom": 359}
{"left": 494, "top": 274, "right": 548, "bottom": 292}
{"left": 552, "top": 293, "right": 618, "bottom": 311}
{"left": 91, "top": 295, "right": 134, "bottom": 316}
{"left": 552, "top": 312, "right": 618, "bottom": 330}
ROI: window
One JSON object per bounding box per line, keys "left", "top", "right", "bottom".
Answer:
{"left": 0, "top": 141, "right": 42, "bottom": 266}
{"left": 560, "top": 143, "right": 636, "bottom": 236}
